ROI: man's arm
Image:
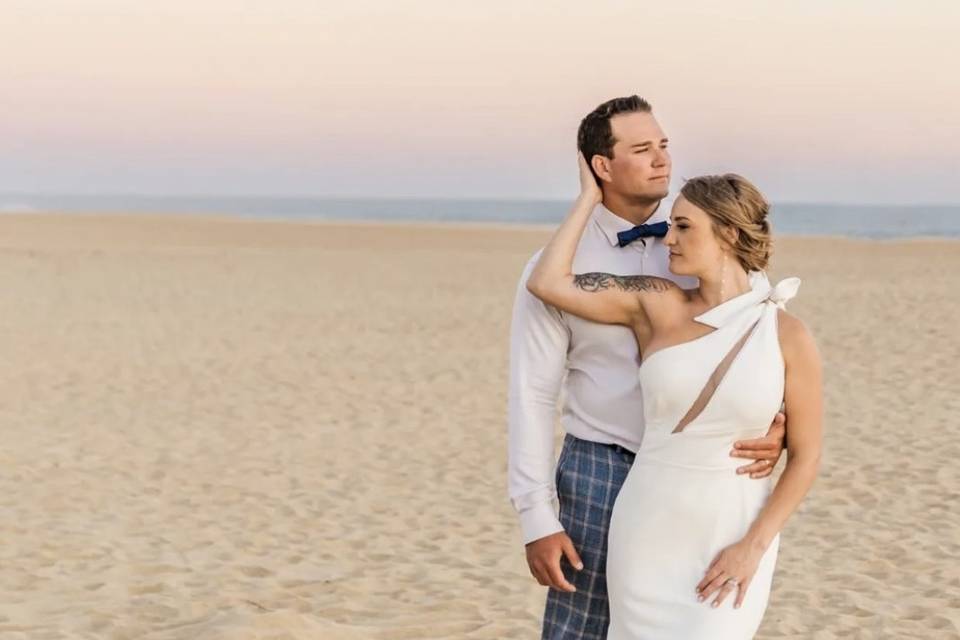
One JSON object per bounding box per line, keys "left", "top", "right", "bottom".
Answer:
{"left": 508, "top": 251, "right": 569, "bottom": 543}
{"left": 508, "top": 253, "right": 585, "bottom": 592}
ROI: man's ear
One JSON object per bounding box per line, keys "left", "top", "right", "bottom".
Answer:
{"left": 590, "top": 154, "right": 613, "bottom": 184}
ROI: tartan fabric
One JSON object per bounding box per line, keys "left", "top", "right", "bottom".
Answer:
{"left": 541, "top": 434, "right": 635, "bottom": 640}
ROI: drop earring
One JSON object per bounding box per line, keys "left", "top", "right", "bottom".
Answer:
{"left": 719, "top": 251, "right": 728, "bottom": 301}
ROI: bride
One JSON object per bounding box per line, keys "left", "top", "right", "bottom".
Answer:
{"left": 526, "top": 155, "right": 823, "bottom": 638}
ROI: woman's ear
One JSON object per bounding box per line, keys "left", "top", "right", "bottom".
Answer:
{"left": 720, "top": 224, "right": 739, "bottom": 250}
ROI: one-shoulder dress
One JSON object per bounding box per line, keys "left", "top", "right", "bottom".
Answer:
{"left": 606, "top": 277, "right": 801, "bottom": 639}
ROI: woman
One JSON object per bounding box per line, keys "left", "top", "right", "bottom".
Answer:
{"left": 526, "top": 155, "right": 822, "bottom": 639}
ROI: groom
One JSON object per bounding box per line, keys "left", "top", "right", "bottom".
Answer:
{"left": 507, "top": 95, "right": 787, "bottom": 639}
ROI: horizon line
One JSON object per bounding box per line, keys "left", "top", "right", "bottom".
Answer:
{"left": 2, "top": 191, "right": 959, "bottom": 209}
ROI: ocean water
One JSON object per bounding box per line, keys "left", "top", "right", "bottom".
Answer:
{"left": 1, "top": 194, "right": 958, "bottom": 239}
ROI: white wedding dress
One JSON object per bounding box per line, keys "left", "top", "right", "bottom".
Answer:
{"left": 606, "top": 277, "right": 801, "bottom": 639}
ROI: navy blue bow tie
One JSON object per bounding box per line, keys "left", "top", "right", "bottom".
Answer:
{"left": 616, "top": 221, "right": 670, "bottom": 247}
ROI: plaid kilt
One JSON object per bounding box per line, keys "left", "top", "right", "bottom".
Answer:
{"left": 541, "top": 434, "right": 635, "bottom": 640}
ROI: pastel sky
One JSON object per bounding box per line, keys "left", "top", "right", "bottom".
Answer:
{"left": 3, "top": 1, "right": 959, "bottom": 203}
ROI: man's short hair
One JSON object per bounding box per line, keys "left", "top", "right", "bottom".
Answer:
{"left": 577, "top": 95, "right": 653, "bottom": 178}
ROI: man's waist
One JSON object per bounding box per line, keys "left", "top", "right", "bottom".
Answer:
{"left": 561, "top": 414, "right": 642, "bottom": 454}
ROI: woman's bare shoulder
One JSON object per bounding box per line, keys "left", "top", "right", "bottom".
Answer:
{"left": 777, "top": 309, "right": 820, "bottom": 363}
{"left": 631, "top": 277, "right": 691, "bottom": 321}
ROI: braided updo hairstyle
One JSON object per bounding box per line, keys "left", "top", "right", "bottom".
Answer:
{"left": 679, "top": 173, "right": 772, "bottom": 271}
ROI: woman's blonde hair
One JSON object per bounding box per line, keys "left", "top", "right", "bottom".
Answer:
{"left": 680, "top": 173, "right": 772, "bottom": 271}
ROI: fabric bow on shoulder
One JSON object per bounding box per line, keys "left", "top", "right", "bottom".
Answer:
{"left": 765, "top": 277, "right": 801, "bottom": 309}
{"left": 693, "top": 276, "right": 802, "bottom": 328}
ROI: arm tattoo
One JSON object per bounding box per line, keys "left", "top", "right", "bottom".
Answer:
{"left": 573, "top": 272, "right": 675, "bottom": 293}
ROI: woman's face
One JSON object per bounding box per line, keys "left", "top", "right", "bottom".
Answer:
{"left": 664, "top": 196, "right": 730, "bottom": 277}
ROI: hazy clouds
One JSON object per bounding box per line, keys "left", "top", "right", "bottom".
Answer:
{"left": 3, "top": 1, "right": 958, "bottom": 202}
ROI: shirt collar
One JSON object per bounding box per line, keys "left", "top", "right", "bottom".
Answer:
{"left": 593, "top": 200, "right": 670, "bottom": 247}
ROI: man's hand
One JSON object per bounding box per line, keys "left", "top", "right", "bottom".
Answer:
{"left": 525, "top": 531, "right": 583, "bottom": 592}
{"left": 731, "top": 412, "right": 786, "bottom": 478}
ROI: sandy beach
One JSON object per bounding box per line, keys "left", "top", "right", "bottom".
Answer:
{"left": 1, "top": 212, "right": 957, "bottom": 639}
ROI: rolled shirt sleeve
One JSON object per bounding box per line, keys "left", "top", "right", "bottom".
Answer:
{"left": 507, "top": 251, "right": 570, "bottom": 544}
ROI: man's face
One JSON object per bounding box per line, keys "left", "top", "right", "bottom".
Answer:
{"left": 600, "top": 112, "right": 671, "bottom": 201}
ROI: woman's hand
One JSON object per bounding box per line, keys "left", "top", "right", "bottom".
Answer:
{"left": 695, "top": 538, "right": 766, "bottom": 609}
{"left": 578, "top": 152, "right": 602, "bottom": 206}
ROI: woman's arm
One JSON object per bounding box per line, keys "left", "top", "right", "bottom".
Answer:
{"left": 526, "top": 154, "right": 679, "bottom": 326}
{"left": 742, "top": 312, "right": 823, "bottom": 546}
{"left": 697, "top": 311, "right": 823, "bottom": 608}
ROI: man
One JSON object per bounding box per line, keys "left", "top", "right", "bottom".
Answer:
{"left": 507, "top": 95, "right": 787, "bottom": 639}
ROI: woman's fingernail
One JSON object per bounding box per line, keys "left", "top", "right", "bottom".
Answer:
{"left": 697, "top": 595, "right": 704, "bottom": 602}
{"left": 576, "top": 563, "right": 584, "bottom": 570}
{"left": 712, "top": 601, "right": 719, "bottom": 608}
